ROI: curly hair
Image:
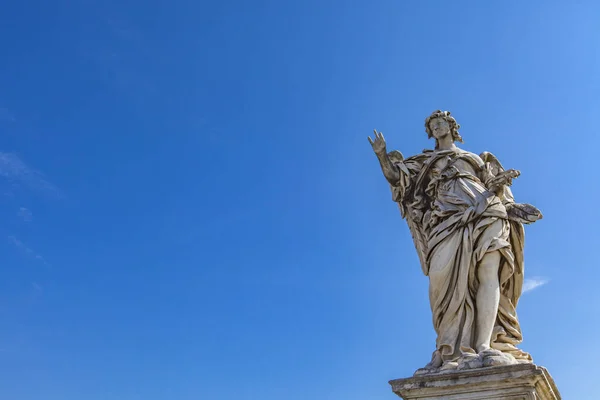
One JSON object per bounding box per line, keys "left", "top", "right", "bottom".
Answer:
{"left": 424, "top": 110, "right": 463, "bottom": 146}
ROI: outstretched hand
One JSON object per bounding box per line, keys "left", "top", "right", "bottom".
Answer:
{"left": 487, "top": 169, "right": 520, "bottom": 192}
{"left": 368, "top": 130, "right": 387, "bottom": 155}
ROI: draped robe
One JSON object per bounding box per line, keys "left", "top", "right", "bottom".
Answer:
{"left": 390, "top": 148, "right": 531, "bottom": 365}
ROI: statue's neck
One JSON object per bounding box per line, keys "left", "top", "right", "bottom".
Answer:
{"left": 436, "top": 137, "right": 457, "bottom": 151}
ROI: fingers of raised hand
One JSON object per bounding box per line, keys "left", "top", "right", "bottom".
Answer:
{"left": 368, "top": 129, "right": 379, "bottom": 145}
{"left": 369, "top": 129, "right": 387, "bottom": 153}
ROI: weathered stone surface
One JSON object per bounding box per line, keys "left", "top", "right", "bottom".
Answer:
{"left": 389, "top": 364, "right": 560, "bottom": 400}
{"left": 368, "top": 111, "right": 543, "bottom": 374}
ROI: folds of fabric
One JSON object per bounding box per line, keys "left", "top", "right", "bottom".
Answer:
{"left": 425, "top": 174, "right": 530, "bottom": 364}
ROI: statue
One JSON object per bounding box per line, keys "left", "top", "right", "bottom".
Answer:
{"left": 368, "top": 110, "right": 543, "bottom": 375}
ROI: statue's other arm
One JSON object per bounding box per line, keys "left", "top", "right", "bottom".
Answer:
{"left": 479, "top": 151, "right": 542, "bottom": 224}
{"left": 478, "top": 152, "right": 520, "bottom": 200}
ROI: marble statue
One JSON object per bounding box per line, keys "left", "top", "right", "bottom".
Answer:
{"left": 368, "top": 110, "right": 543, "bottom": 375}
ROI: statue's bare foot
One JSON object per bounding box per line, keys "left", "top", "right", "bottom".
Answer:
{"left": 414, "top": 363, "right": 439, "bottom": 376}
{"left": 480, "top": 348, "right": 517, "bottom": 367}
{"left": 414, "top": 367, "right": 434, "bottom": 376}
{"left": 438, "top": 361, "right": 459, "bottom": 373}
{"left": 414, "top": 351, "right": 443, "bottom": 376}
{"left": 479, "top": 348, "right": 502, "bottom": 357}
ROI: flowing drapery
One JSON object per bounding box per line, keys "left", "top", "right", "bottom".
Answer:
{"left": 391, "top": 149, "right": 531, "bottom": 365}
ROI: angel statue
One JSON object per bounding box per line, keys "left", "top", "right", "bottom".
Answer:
{"left": 368, "top": 110, "right": 542, "bottom": 375}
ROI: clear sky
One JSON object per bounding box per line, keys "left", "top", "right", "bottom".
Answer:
{"left": 0, "top": 1, "right": 598, "bottom": 399}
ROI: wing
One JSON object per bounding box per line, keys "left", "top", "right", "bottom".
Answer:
{"left": 387, "top": 149, "right": 429, "bottom": 276}
{"left": 479, "top": 151, "right": 504, "bottom": 175}
{"left": 402, "top": 205, "right": 429, "bottom": 276}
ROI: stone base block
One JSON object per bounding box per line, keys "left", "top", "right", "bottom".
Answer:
{"left": 389, "top": 364, "right": 560, "bottom": 400}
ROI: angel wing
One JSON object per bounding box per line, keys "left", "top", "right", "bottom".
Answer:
{"left": 403, "top": 206, "right": 429, "bottom": 276}
{"left": 387, "top": 150, "right": 430, "bottom": 276}
{"left": 480, "top": 151, "right": 542, "bottom": 224}
{"left": 479, "top": 151, "right": 504, "bottom": 176}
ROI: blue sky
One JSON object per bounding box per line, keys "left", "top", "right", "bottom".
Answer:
{"left": 0, "top": 1, "right": 598, "bottom": 399}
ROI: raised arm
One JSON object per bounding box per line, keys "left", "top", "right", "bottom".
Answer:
{"left": 368, "top": 130, "right": 401, "bottom": 185}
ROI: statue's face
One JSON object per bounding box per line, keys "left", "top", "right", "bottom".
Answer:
{"left": 429, "top": 117, "right": 451, "bottom": 139}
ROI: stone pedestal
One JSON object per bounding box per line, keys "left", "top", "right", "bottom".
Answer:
{"left": 389, "top": 364, "right": 560, "bottom": 400}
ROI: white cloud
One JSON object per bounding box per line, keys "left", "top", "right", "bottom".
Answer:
{"left": 7, "top": 235, "right": 49, "bottom": 266}
{"left": 8, "top": 235, "right": 33, "bottom": 254}
{"left": 522, "top": 277, "right": 548, "bottom": 293}
{"left": 0, "top": 152, "right": 62, "bottom": 198}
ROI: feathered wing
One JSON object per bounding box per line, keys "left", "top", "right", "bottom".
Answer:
{"left": 403, "top": 206, "right": 429, "bottom": 276}
{"left": 387, "top": 150, "right": 430, "bottom": 276}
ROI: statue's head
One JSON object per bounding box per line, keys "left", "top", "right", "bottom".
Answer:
{"left": 425, "top": 110, "right": 463, "bottom": 148}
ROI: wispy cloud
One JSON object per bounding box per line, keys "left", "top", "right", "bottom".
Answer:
{"left": 8, "top": 235, "right": 49, "bottom": 266}
{"left": 17, "top": 207, "right": 32, "bottom": 222}
{"left": 0, "top": 152, "right": 62, "bottom": 198}
{"left": 522, "top": 277, "right": 549, "bottom": 293}
{"left": 8, "top": 235, "right": 33, "bottom": 254}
